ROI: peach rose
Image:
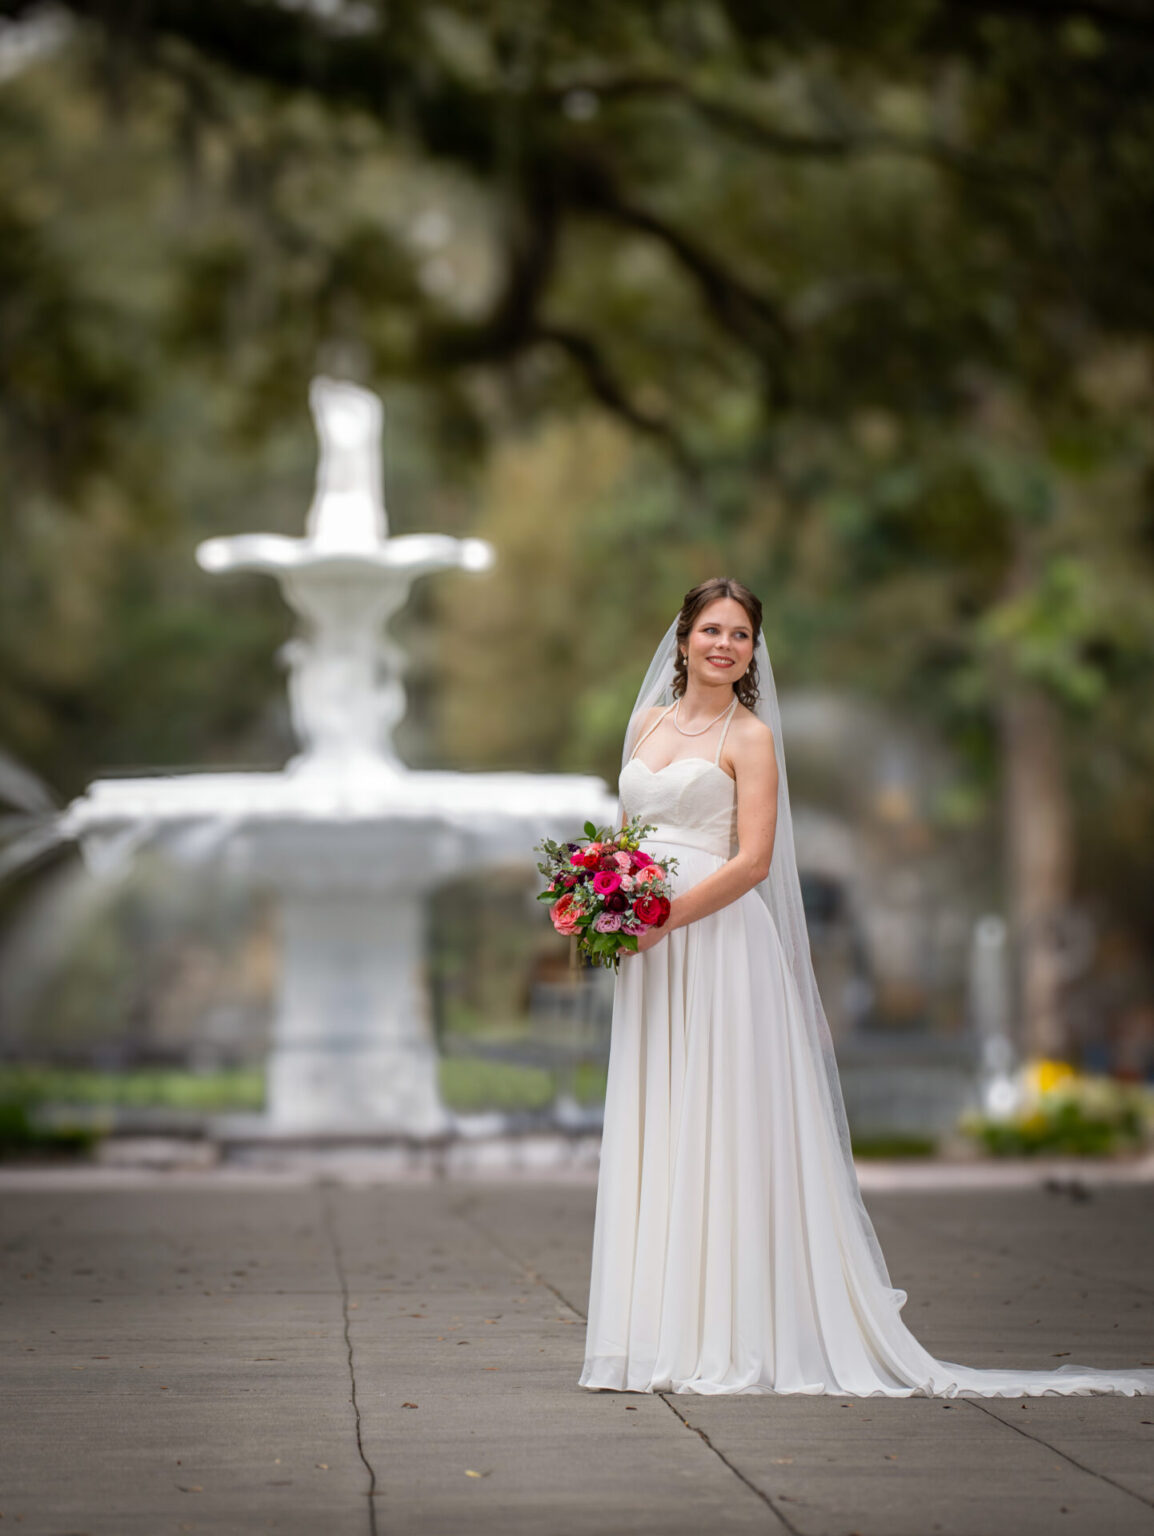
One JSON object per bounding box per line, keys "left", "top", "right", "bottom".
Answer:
{"left": 550, "top": 893, "right": 584, "bottom": 936}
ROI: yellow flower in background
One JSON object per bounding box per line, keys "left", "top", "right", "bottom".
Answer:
{"left": 1023, "top": 1058, "right": 1077, "bottom": 1098}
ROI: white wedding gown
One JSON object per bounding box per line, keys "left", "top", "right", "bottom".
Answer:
{"left": 579, "top": 706, "right": 1154, "bottom": 1398}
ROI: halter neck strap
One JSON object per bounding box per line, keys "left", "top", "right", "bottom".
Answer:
{"left": 713, "top": 695, "right": 739, "bottom": 765}
{"left": 627, "top": 702, "right": 677, "bottom": 762}
{"left": 628, "top": 695, "right": 739, "bottom": 764}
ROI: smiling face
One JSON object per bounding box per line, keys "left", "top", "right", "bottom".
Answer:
{"left": 681, "top": 596, "right": 756, "bottom": 690}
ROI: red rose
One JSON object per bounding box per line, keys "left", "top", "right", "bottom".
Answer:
{"left": 633, "top": 894, "right": 663, "bottom": 926}
{"left": 656, "top": 896, "right": 671, "bottom": 923}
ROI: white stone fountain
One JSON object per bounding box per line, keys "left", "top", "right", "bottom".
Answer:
{"left": 59, "top": 378, "right": 616, "bottom": 1138}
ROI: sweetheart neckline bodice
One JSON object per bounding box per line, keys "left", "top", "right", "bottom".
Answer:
{"left": 624, "top": 755, "right": 736, "bottom": 787}
{"left": 619, "top": 753, "right": 739, "bottom": 857}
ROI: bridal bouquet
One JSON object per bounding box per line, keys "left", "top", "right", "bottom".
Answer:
{"left": 534, "top": 815, "right": 677, "bottom": 970}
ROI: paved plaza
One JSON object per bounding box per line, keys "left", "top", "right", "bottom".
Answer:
{"left": 2, "top": 1166, "right": 1153, "bottom": 1535}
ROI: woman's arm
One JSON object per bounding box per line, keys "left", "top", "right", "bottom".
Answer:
{"left": 632, "top": 721, "right": 778, "bottom": 952}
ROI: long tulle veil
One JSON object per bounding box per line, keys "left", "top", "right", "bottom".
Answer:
{"left": 620, "top": 618, "right": 904, "bottom": 1305}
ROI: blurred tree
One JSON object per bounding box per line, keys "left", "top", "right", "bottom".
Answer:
{"left": 1, "top": 1, "right": 1153, "bottom": 1056}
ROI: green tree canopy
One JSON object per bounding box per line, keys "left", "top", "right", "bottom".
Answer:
{"left": 3, "top": 0, "right": 1154, "bottom": 1051}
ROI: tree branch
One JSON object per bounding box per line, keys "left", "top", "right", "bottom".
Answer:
{"left": 535, "top": 323, "right": 695, "bottom": 470}
{"left": 561, "top": 153, "right": 791, "bottom": 403}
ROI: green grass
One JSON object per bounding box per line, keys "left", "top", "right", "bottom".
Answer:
{"left": 438, "top": 1058, "right": 607, "bottom": 1113}
{"left": 0, "top": 1100, "right": 101, "bottom": 1157}
{"left": 0, "top": 1065, "right": 266, "bottom": 1156}
{"left": 849, "top": 1134, "right": 939, "bottom": 1159}
{"left": 437, "top": 1057, "right": 555, "bottom": 1112}
{"left": 0, "top": 1059, "right": 610, "bottom": 1148}
{"left": 0, "top": 1065, "right": 266, "bottom": 1112}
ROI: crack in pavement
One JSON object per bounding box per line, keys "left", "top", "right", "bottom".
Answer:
{"left": 964, "top": 1398, "right": 1154, "bottom": 1513}
{"left": 453, "top": 1192, "right": 795, "bottom": 1530}
{"left": 656, "top": 1394, "right": 800, "bottom": 1534}
{"left": 320, "top": 1188, "right": 380, "bottom": 1536}
{"left": 450, "top": 1193, "right": 589, "bottom": 1319}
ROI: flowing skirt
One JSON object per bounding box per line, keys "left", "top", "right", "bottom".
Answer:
{"left": 578, "top": 839, "right": 1154, "bottom": 1398}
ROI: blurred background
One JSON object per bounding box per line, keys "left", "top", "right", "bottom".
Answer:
{"left": 2, "top": 0, "right": 1153, "bottom": 1160}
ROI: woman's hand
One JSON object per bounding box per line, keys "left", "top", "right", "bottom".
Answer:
{"left": 627, "top": 922, "right": 669, "bottom": 956}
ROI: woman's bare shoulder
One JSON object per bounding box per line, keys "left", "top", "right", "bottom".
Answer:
{"left": 730, "top": 700, "right": 775, "bottom": 748}
{"left": 727, "top": 702, "right": 778, "bottom": 779}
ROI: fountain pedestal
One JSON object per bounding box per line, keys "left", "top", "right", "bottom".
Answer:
{"left": 268, "top": 888, "right": 446, "bottom": 1134}
{"left": 241, "top": 814, "right": 470, "bottom": 1136}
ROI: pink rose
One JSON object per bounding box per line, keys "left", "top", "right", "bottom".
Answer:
{"left": 635, "top": 865, "right": 661, "bottom": 885}
{"left": 592, "top": 870, "right": 622, "bottom": 895}
{"left": 631, "top": 850, "right": 654, "bottom": 869}
{"left": 620, "top": 920, "right": 646, "bottom": 935}
{"left": 594, "top": 912, "right": 623, "bottom": 933}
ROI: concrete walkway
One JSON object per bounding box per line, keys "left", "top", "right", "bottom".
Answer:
{"left": 2, "top": 1172, "right": 1153, "bottom": 1535}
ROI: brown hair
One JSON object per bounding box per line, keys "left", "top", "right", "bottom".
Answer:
{"left": 672, "top": 577, "right": 762, "bottom": 708}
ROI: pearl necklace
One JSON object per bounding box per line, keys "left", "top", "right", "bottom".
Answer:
{"left": 671, "top": 696, "right": 734, "bottom": 737}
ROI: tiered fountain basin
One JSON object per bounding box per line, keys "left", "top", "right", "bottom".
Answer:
{"left": 54, "top": 377, "right": 617, "bottom": 1141}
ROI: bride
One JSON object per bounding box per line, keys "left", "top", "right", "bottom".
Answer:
{"left": 579, "top": 576, "right": 1154, "bottom": 1398}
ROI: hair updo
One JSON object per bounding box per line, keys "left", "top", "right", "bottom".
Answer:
{"left": 672, "top": 577, "right": 762, "bottom": 709}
